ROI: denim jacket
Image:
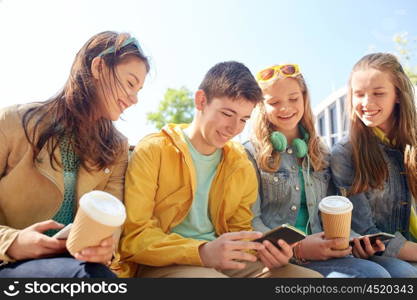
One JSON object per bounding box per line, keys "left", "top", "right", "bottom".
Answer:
{"left": 330, "top": 138, "right": 411, "bottom": 257}
{"left": 244, "top": 141, "right": 333, "bottom": 234}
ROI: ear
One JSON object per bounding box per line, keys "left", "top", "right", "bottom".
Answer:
{"left": 91, "top": 57, "right": 104, "bottom": 80}
{"left": 194, "top": 90, "right": 208, "bottom": 111}
{"left": 395, "top": 97, "right": 400, "bottom": 104}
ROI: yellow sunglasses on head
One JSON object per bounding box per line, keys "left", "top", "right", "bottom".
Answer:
{"left": 256, "top": 64, "right": 301, "bottom": 83}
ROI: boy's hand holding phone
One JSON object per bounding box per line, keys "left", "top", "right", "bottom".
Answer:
{"left": 253, "top": 224, "right": 306, "bottom": 247}
{"left": 252, "top": 224, "right": 306, "bottom": 269}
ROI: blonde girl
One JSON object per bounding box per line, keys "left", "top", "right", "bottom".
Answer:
{"left": 244, "top": 63, "right": 391, "bottom": 277}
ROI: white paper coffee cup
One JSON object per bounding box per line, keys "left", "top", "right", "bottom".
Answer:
{"left": 319, "top": 196, "right": 353, "bottom": 249}
{"left": 66, "top": 190, "right": 126, "bottom": 256}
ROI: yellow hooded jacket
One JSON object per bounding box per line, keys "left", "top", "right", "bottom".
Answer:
{"left": 113, "top": 124, "right": 258, "bottom": 277}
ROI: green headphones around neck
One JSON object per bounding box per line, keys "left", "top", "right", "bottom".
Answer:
{"left": 270, "top": 125, "right": 309, "bottom": 158}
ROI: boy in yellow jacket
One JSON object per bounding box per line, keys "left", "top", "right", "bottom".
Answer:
{"left": 113, "top": 61, "right": 321, "bottom": 278}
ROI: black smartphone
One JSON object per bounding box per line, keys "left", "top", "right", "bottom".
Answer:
{"left": 349, "top": 232, "right": 395, "bottom": 248}
{"left": 253, "top": 224, "right": 306, "bottom": 248}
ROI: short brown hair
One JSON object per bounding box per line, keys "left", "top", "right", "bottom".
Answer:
{"left": 198, "top": 61, "right": 263, "bottom": 104}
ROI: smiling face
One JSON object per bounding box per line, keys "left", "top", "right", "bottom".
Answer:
{"left": 262, "top": 77, "right": 304, "bottom": 139}
{"left": 193, "top": 93, "right": 255, "bottom": 154}
{"left": 351, "top": 68, "right": 398, "bottom": 134}
{"left": 93, "top": 55, "right": 148, "bottom": 121}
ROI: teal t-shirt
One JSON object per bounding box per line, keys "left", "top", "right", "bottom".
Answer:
{"left": 294, "top": 166, "right": 311, "bottom": 234}
{"left": 171, "top": 131, "right": 221, "bottom": 241}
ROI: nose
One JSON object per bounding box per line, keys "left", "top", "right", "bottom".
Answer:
{"left": 128, "top": 93, "right": 138, "bottom": 105}
{"left": 279, "top": 106, "right": 288, "bottom": 112}
{"left": 361, "top": 94, "right": 371, "bottom": 107}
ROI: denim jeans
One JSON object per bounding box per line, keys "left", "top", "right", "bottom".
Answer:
{"left": 0, "top": 256, "right": 116, "bottom": 278}
{"left": 294, "top": 256, "right": 391, "bottom": 278}
{"left": 410, "top": 262, "right": 417, "bottom": 271}
{"left": 369, "top": 256, "right": 417, "bottom": 278}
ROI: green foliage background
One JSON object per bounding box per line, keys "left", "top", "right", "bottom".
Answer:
{"left": 147, "top": 87, "right": 194, "bottom": 130}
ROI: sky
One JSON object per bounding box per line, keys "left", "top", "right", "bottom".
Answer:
{"left": 0, "top": 0, "right": 416, "bottom": 144}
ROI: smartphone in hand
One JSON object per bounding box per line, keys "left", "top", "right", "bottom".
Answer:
{"left": 52, "top": 223, "right": 73, "bottom": 240}
{"left": 349, "top": 232, "right": 395, "bottom": 248}
{"left": 253, "top": 224, "right": 306, "bottom": 248}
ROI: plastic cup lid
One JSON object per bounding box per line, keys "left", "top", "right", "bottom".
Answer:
{"left": 79, "top": 190, "right": 126, "bottom": 226}
{"left": 318, "top": 196, "right": 353, "bottom": 214}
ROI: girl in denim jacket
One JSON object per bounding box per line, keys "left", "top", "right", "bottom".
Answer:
{"left": 331, "top": 53, "right": 417, "bottom": 277}
{"left": 245, "top": 63, "right": 391, "bottom": 277}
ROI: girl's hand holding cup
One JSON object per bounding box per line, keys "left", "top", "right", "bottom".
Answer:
{"left": 67, "top": 191, "right": 126, "bottom": 265}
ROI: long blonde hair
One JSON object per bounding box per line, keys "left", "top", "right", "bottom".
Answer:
{"left": 348, "top": 53, "right": 417, "bottom": 199}
{"left": 251, "top": 75, "right": 328, "bottom": 173}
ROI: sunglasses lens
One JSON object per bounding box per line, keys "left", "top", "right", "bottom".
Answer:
{"left": 280, "top": 65, "right": 296, "bottom": 75}
{"left": 259, "top": 68, "right": 275, "bottom": 81}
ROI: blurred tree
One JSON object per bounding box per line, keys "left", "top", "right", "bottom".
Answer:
{"left": 393, "top": 32, "right": 417, "bottom": 84}
{"left": 147, "top": 87, "right": 194, "bottom": 130}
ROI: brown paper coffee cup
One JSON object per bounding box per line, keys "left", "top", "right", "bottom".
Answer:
{"left": 66, "top": 190, "right": 126, "bottom": 256}
{"left": 319, "top": 196, "right": 353, "bottom": 250}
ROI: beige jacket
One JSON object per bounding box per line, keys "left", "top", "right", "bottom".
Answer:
{"left": 0, "top": 104, "right": 128, "bottom": 262}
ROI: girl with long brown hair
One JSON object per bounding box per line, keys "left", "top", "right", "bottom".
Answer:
{"left": 331, "top": 52, "right": 417, "bottom": 276}
{"left": 245, "top": 63, "right": 391, "bottom": 277}
{"left": 0, "top": 31, "right": 149, "bottom": 277}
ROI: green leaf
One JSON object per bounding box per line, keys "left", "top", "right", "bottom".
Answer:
{"left": 146, "top": 87, "right": 195, "bottom": 130}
